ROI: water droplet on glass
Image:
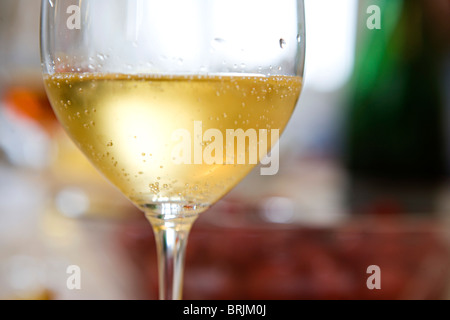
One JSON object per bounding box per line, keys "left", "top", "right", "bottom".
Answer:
{"left": 279, "top": 39, "right": 287, "bottom": 49}
{"left": 213, "top": 38, "right": 225, "bottom": 45}
{"left": 211, "top": 38, "right": 226, "bottom": 51}
{"left": 297, "top": 34, "right": 302, "bottom": 43}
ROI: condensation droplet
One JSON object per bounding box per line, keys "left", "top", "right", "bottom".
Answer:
{"left": 213, "top": 38, "right": 225, "bottom": 45}
{"left": 279, "top": 39, "right": 286, "bottom": 49}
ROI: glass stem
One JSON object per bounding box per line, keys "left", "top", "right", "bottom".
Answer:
{"left": 146, "top": 213, "right": 197, "bottom": 300}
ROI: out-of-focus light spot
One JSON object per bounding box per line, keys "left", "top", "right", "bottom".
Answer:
{"left": 55, "top": 187, "right": 90, "bottom": 218}
{"left": 8, "top": 255, "right": 43, "bottom": 291}
{"left": 262, "top": 197, "right": 294, "bottom": 224}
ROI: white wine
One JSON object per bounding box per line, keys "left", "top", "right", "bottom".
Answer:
{"left": 44, "top": 73, "right": 302, "bottom": 216}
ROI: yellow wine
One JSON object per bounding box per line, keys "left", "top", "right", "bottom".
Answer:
{"left": 44, "top": 73, "right": 302, "bottom": 216}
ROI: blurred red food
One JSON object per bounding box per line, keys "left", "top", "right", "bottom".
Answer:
{"left": 117, "top": 205, "right": 450, "bottom": 300}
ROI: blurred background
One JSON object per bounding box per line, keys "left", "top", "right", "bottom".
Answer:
{"left": 1, "top": 0, "right": 450, "bottom": 300}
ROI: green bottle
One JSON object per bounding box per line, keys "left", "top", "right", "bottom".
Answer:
{"left": 344, "top": 0, "right": 448, "bottom": 214}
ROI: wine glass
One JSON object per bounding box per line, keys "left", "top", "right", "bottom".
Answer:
{"left": 40, "top": 0, "right": 305, "bottom": 300}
